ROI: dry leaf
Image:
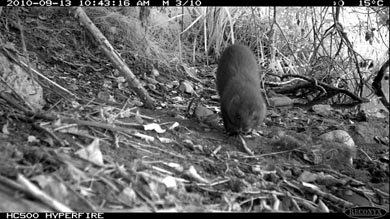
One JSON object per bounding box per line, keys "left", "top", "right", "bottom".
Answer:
{"left": 316, "top": 199, "right": 329, "bottom": 212}
{"left": 162, "top": 176, "right": 177, "bottom": 189}
{"left": 27, "top": 136, "right": 38, "bottom": 143}
{"left": 71, "top": 100, "right": 81, "bottom": 108}
{"left": 185, "top": 166, "right": 209, "bottom": 184}
{"left": 32, "top": 175, "right": 70, "bottom": 205}
{"left": 64, "top": 161, "right": 89, "bottom": 183}
{"left": 2, "top": 123, "right": 9, "bottom": 135}
{"left": 135, "top": 110, "right": 144, "bottom": 124}
{"left": 116, "top": 76, "right": 126, "bottom": 83}
{"left": 312, "top": 104, "right": 333, "bottom": 116}
{"left": 75, "top": 138, "right": 104, "bottom": 166}
{"left": 168, "top": 122, "right": 179, "bottom": 130}
{"left": 135, "top": 133, "right": 155, "bottom": 142}
{"left": 179, "top": 81, "right": 195, "bottom": 94}
{"left": 158, "top": 137, "right": 174, "bottom": 143}
{"left": 194, "top": 105, "right": 213, "bottom": 122}
{"left": 119, "top": 108, "right": 133, "bottom": 118}
{"left": 102, "top": 80, "right": 112, "bottom": 89}
{"left": 298, "top": 171, "right": 318, "bottom": 182}
{"left": 144, "top": 123, "right": 166, "bottom": 133}
{"left": 118, "top": 187, "right": 137, "bottom": 206}
{"left": 151, "top": 68, "right": 159, "bottom": 77}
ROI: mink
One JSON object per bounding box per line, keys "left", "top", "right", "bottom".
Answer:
{"left": 216, "top": 44, "right": 266, "bottom": 135}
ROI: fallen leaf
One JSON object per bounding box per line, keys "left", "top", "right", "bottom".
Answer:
{"left": 2, "top": 123, "right": 10, "bottom": 135}
{"left": 117, "top": 187, "right": 137, "bottom": 206}
{"left": 179, "top": 81, "right": 195, "bottom": 94}
{"left": 151, "top": 68, "right": 159, "bottom": 77}
{"left": 298, "top": 171, "right": 318, "bottom": 182}
{"left": 116, "top": 76, "right": 126, "bottom": 83}
{"left": 75, "top": 138, "right": 104, "bottom": 166}
{"left": 312, "top": 104, "right": 333, "bottom": 116}
{"left": 27, "top": 135, "right": 38, "bottom": 143}
{"left": 135, "top": 110, "right": 144, "bottom": 124}
{"left": 316, "top": 199, "right": 329, "bottom": 212}
{"left": 162, "top": 176, "right": 177, "bottom": 189}
{"left": 31, "top": 175, "right": 70, "bottom": 205}
{"left": 144, "top": 123, "right": 166, "bottom": 133}
{"left": 168, "top": 122, "right": 179, "bottom": 130}
{"left": 158, "top": 137, "right": 174, "bottom": 143}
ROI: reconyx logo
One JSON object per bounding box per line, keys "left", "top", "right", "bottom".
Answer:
{"left": 344, "top": 207, "right": 387, "bottom": 219}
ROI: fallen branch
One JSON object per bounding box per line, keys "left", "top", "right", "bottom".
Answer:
{"left": 71, "top": 7, "right": 155, "bottom": 109}
{"left": 278, "top": 74, "right": 369, "bottom": 107}
{"left": 372, "top": 59, "right": 389, "bottom": 110}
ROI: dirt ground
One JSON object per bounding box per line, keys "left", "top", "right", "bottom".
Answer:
{"left": 0, "top": 8, "right": 389, "bottom": 213}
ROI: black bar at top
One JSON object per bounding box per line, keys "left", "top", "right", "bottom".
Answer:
{"left": 2, "top": 0, "right": 389, "bottom": 7}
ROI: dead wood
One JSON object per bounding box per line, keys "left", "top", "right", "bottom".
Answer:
{"left": 274, "top": 74, "right": 369, "bottom": 108}
{"left": 372, "top": 59, "right": 389, "bottom": 110}
{"left": 71, "top": 7, "right": 155, "bottom": 109}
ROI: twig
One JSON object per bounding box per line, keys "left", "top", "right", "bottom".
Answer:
{"left": 358, "top": 148, "right": 373, "bottom": 161}
{"left": 211, "top": 145, "right": 222, "bottom": 157}
{"left": 298, "top": 180, "right": 355, "bottom": 208}
{"left": 241, "top": 148, "right": 299, "bottom": 159}
{"left": 17, "top": 174, "right": 73, "bottom": 212}
{"left": 238, "top": 135, "right": 254, "bottom": 156}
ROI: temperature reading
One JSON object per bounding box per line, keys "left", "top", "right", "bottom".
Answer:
{"left": 359, "top": 0, "right": 370, "bottom": 6}
{"left": 359, "top": 0, "right": 384, "bottom": 6}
